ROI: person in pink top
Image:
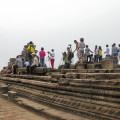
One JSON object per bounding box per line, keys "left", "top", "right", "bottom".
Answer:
{"left": 39, "top": 47, "right": 46, "bottom": 67}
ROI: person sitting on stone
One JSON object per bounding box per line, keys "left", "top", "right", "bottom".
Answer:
{"left": 12, "top": 55, "right": 23, "bottom": 74}
{"left": 1, "top": 67, "right": 7, "bottom": 75}
{"left": 24, "top": 59, "right": 30, "bottom": 75}
{"left": 29, "top": 53, "right": 38, "bottom": 75}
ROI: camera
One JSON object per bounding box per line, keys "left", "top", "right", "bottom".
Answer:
{"left": 68, "top": 44, "right": 72, "bottom": 47}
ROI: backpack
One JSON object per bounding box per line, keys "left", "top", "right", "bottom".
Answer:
{"left": 69, "top": 51, "right": 74, "bottom": 59}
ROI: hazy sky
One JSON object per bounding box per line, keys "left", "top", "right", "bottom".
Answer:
{"left": 0, "top": 0, "right": 120, "bottom": 70}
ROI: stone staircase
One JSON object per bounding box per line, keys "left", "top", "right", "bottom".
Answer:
{"left": 0, "top": 66, "right": 120, "bottom": 120}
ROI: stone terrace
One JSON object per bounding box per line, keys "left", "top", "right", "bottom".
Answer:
{"left": 0, "top": 61, "right": 120, "bottom": 120}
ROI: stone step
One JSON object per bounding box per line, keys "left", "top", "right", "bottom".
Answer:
{"left": 61, "top": 69, "right": 120, "bottom": 74}
{"left": 17, "top": 67, "right": 51, "bottom": 75}
{"left": 1, "top": 77, "right": 120, "bottom": 103}
{"left": 7, "top": 85, "right": 120, "bottom": 120}
{"left": 2, "top": 74, "right": 58, "bottom": 82}
{"left": 0, "top": 92, "right": 90, "bottom": 120}
{"left": 58, "top": 78, "right": 120, "bottom": 90}
{"left": 64, "top": 73, "right": 120, "bottom": 80}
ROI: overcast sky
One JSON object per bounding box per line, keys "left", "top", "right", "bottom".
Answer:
{"left": 0, "top": 0, "right": 120, "bottom": 70}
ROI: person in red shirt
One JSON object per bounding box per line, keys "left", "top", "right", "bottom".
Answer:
{"left": 39, "top": 47, "right": 46, "bottom": 67}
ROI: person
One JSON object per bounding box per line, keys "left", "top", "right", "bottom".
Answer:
{"left": 98, "top": 46, "right": 102, "bottom": 62}
{"left": 6, "top": 67, "right": 12, "bottom": 74}
{"left": 78, "top": 38, "right": 85, "bottom": 61}
{"left": 49, "top": 49, "right": 55, "bottom": 69}
{"left": 104, "top": 45, "right": 110, "bottom": 57}
{"left": 27, "top": 41, "right": 35, "bottom": 65}
{"left": 12, "top": 56, "right": 23, "bottom": 74}
{"left": 29, "top": 53, "right": 39, "bottom": 74}
{"left": 94, "top": 45, "right": 99, "bottom": 62}
{"left": 117, "top": 50, "right": 120, "bottom": 65}
{"left": 85, "top": 45, "right": 93, "bottom": 62}
{"left": 73, "top": 40, "right": 79, "bottom": 60}
{"left": 112, "top": 43, "right": 118, "bottom": 58}
{"left": 1, "top": 67, "right": 7, "bottom": 75}
{"left": 24, "top": 59, "right": 30, "bottom": 74}
{"left": 64, "top": 47, "right": 72, "bottom": 68}
{"left": 39, "top": 47, "right": 46, "bottom": 67}
{"left": 118, "top": 44, "right": 120, "bottom": 52}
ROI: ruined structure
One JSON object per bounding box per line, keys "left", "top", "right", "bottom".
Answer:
{"left": 0, "top": 44, "right": 120, "bottom": 120}
{"left": 8, "top": 42, "right": 38, "bottom": 69}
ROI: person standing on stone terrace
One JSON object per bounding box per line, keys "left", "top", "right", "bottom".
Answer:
{"left": 104, "top": 45, "right": 110, "bottom": 57}
{"left": 98, "top": 46, "right": 102, "bottom": 62}
{"left": 64, "top": 47, "right": 72, "bottom": 68}
{"left": 49, "top": 49, "right": 55, "bottom": 70}
{"left": 111, "top": 43, "right": 118, "bottom": 58}
{"left": 78, "top": 38, "right": 85, "bottom": 62}
{"left": 12, "top": 55, "right": 23, "bottom": 74}
{"left": 29, "top": 53, "right": 38, "bottom": 74}
{"left": 73, "top": 40, "right": 79, "bottom": 61}
{"left": 27, "top": 41, "right": 35, "bottom": 65}
{"left": 39, "top": 47, "right": 46, "bottom": 67}
{"left": 117, "top": 50, "right": 120, "bottom": 65}
{"left": 94, "top": 45, "right": 99, "bottom": 62}
{"left": 118, "top": 44, "right": 120, "bottom": 52}
{"left": 85, "top": 45, "right": 93, "bottom": 62}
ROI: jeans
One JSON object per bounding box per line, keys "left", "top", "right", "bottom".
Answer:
{"left": 40, "top": 58, "right": 45, "bottom": 67}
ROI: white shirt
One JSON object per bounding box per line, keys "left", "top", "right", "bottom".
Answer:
{"left": 118, "top": 52, "right": 120, "bottom": 57}
{"left": 24, "top": 61, "right": 30, "bottom": 67}
{"left": 95, "top": 48, "right": 99, "bottom": 55}
{"left": 50, "top": 52, "right": 55, "bottom": 59}
{"left": 106, "top": 47, "right": 110, "bottom": 56}
{"left": 79, "top": 42, "right": 85, "bottom": 51}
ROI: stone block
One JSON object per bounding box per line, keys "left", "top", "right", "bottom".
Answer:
{"left": 58, "top": 78, "right": 71, "bottom": 85}
{"left": 76, "top": 63, "right": 86, "bottom": 70}
{"left": 87, "top": 64, "right": 94, "bottom": 69}
{"left": 0, "top": 86, "right": 8, "bottom": 94}
{"left": 8, "top": 91, "right": 17, "bottom": 99}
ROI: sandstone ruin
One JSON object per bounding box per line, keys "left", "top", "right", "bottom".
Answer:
{"left": 0, "top": 43, "right": 120, "bottom": 120}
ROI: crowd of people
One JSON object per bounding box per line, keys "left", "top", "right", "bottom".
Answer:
{"left": 64, "top": 38, "right": 120, "bottom": 68}
{"left": 1, "top": 40, "right": 120, "bottom": 75}
{"left": 10, "top": 41, "right": 55, "bottom": 75}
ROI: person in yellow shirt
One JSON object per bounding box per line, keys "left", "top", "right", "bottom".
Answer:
{"left": 98, "top": 46, "right": 102, "bottom": 62}
{"left": 27, "top": 41, "right": 35, "bottom": 65}
{"left": 27, "top": 41, "right": 35, "bottom": 53}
